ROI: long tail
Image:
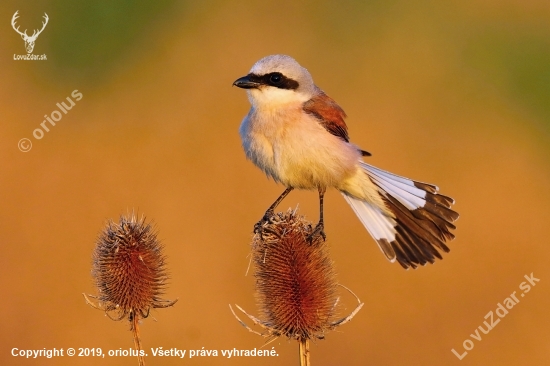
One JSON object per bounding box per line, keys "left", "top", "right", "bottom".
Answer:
{"left": 341, "top": 162, "right": 459, "bottom": 269}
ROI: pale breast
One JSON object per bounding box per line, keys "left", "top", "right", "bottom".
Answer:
{"left": 240, "top": 106, "right": 361, "bottom": 189}
{"left": 239, "top": 108, "right": 280, "bottom": 182}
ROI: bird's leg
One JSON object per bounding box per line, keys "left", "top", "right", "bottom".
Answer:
{"left": 308, "top": 188, "right": 327, "bottom": 243}
{"left": 254, "top": 187, "right": 294, "bottom": 233}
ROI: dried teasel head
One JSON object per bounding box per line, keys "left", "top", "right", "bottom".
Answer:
{"left": 231, "top": 208, "right": 363, "bottom": 343}
{"left": 84, "top": 213, "right": 177, "bottom": 366}
{"left": 84, "top": 213, "right": 177, "bottom": 322}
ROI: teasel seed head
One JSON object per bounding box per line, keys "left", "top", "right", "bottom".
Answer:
{"left": 84, "top": 213, "right": 177, "bottom": 366}
{"left": 86, "top": 212, "right": 177, "bottom": 321}
{"left": 255, "top": 210, "right": 337, "bottom": 340}
{"left": 231, "top": 208, "right": 363, "bottom": 344}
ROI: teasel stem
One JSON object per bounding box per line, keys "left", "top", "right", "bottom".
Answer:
{"left": 299, "top": 338, "right": 310, "bottom": 366}
{"left": 130, "top": 311, "right": 145, "bottom": 366}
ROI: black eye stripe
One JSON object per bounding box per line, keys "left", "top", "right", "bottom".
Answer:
{"left": 248, "top": 72, "right": 299, "bottom": 90}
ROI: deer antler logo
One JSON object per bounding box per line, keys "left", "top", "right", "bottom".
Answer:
{"left": 12, "top": 11, "right": 49, "bottom": 54}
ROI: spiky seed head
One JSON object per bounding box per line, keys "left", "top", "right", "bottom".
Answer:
{"left": 91, "top": 213, "right": 175, "bottom": 321}
{"left": 253, "top": 210, "right": 338, "bottom": 341}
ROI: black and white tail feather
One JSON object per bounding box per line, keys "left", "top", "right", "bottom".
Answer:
{"left": 342, "top": 162, "right": 459, "bottom": 269}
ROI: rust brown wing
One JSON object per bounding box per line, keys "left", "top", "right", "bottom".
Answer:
{"left": 303, "top": 91, "right": 350, "bottom": 142}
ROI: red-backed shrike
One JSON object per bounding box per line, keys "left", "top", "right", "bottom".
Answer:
{"left": 233, "top": 55, "right": 458, "bottom": 269}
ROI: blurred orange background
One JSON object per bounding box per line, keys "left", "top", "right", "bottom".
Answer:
{"left": 1, "top": 1, "right": 549, "bottom": 365}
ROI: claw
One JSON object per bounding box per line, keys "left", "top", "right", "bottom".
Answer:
{"left": 254, "top": 209, "right": 274, "bottom": 234}
{"left": 307, "top": 222, "right": 326, "bottom": 243}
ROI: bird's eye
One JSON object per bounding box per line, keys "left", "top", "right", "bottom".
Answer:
{"left": 269, "top": 73, "right": 282, "bottom": 84}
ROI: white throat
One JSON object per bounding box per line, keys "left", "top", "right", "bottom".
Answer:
{"left": 247, "top": 87, "right": 311, "bottom": 109}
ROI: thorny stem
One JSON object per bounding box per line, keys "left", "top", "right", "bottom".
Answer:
{"left": 131, "top": 312, "right": 145, "bottom": 366}
{"left": 299, "top": 339, "right": 310, "bottom": 366}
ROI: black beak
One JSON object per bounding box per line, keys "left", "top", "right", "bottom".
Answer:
{"left": 233, "top": 74, "right": 260, "bottom": 89}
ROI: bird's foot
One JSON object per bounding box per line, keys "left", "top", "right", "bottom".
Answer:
{"left": 254, "top": 209, "right": 275, "bottom": 235}
{"left": 307, "top": 222, "right": 326, "bottom": 243}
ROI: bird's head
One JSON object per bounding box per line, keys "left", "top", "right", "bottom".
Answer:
{"left": 233, "top": 55, "right": 316, "bottom": 107}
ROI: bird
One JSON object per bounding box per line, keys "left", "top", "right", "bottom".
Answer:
{"left": 233, "top": 54, "right": 458, "bottom": 269}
